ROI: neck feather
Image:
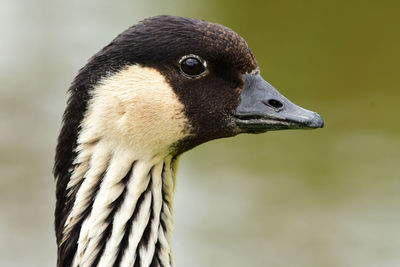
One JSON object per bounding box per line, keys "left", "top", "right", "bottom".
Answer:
{"left": 57, "top": 138, "right": 178, "bottom": 267}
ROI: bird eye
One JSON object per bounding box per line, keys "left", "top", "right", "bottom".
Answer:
{"left": 179, "top": 54, "right": 207, "bottom": 78}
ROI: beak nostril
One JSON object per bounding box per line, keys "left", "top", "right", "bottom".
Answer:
{"left": 266, "top": 99, "right": 284, "bottom": 109}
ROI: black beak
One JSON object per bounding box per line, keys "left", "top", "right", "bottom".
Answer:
{"left": 234, "top": 73, "right": 324, "bottom": 133}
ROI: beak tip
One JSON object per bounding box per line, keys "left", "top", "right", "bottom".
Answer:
{"left": 306, "top": 113, "right": 324, "bottom": 129}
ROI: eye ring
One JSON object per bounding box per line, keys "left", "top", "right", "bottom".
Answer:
{"left": 179, "top": 54, "right": 208, "bottom": 79}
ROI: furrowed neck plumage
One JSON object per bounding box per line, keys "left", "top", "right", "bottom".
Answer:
{"left": 67, "top": 150, "right": 177, "bottom": 267}
{"left": 56, "top": 65, "right": 189, "bottom": 267}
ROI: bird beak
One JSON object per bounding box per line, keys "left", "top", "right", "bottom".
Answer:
{"left": 234, "top": 73, "right": 324, "bottom": 133}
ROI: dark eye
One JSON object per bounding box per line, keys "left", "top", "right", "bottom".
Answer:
{"left": 179, "top": 55, "right": 207, "bottom": 78}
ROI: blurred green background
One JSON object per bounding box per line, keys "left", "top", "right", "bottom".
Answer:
{"left": 1, "top": 0, "right": 399, "bottom": 266}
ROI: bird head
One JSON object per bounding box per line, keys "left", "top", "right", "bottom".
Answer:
{"left": 61, "top": 15, "right": 323, "bottom": 161}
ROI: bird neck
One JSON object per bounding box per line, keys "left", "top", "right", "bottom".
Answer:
{"left": 58, "top": 139, "right": 178, "bottom": 267}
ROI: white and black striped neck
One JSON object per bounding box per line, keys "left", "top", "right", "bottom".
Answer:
{"left": 58, "top": 138, "right": 179, "bottom": 267}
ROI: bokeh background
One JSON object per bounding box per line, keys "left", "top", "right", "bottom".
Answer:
{"left": 1, "top": 0, "right": 399, "bottom": 266}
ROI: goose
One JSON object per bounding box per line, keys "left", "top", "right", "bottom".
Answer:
{"left": 54, "top": 15, "right": 324, "bottom": 267}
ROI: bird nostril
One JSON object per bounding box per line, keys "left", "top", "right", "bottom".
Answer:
{"left": 267, "top": 99, "right": 283, "bottom": 109}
